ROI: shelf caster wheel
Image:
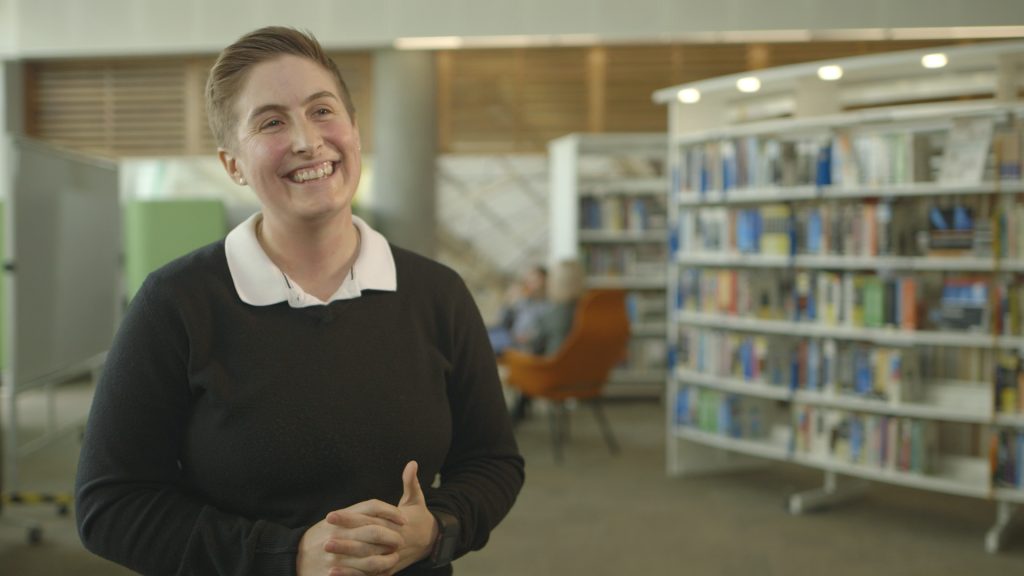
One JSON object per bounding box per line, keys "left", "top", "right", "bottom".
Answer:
{"left": 57, "top": 503, "right": 69, "bottom": 517}
{"left": 27, "top": 526, "right": 43, "bottom": 545}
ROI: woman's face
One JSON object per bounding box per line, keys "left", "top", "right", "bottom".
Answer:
{"left": 219, "top": 54, "right": 361, "bottom": 227}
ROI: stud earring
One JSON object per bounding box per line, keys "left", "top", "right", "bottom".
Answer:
{"left": 236, "top": 174, "right": 246, "bottom": 185}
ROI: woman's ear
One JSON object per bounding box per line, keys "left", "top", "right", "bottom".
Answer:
{"left": 219, "top": 149, "right": 246, "bottom": 185}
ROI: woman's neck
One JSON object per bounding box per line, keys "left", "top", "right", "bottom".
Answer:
{"left": 257, "top": 212, "right": 360, "bottom": 301}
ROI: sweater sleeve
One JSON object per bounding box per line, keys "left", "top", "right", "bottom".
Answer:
{"left": 74, "top": 278, "right": 306, "bottom": 576}
{"left": 424, "top": 275, "right": 526, "bottom": 560}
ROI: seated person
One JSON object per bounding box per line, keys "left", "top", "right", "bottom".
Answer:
{"left": 535, "top": 259, "right": 584, "bottom": 356}
{"left": 509, "top": 259, "right": 584, "bottom": 423}
{"left": 488, "top": 264, "right": 548, "bottom": 356}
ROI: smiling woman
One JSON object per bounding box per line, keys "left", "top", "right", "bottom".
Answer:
{"left": 73, "top": 26, "right": 524, "bottom": 576}
{"left": 220, "top": 54, "right": 364, "bottom": 299}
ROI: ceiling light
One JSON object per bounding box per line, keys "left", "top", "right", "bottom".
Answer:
{"left": 921, "top": 53, "right": 948, "bottom": 69}
{"left": 677, "top": 88, "right": 701, "bottom": 104}
{"left": 817, "top": 65, "right": 843, "bottom": 81}
{"left": 394, "top": 36, "right": 463, "bottom": 50}
{"left": 736, "top": 76, "right": 761, "bottom": 93}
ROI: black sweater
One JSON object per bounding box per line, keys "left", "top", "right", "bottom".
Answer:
{"left": 75, "top": 241, "right": 524, "bottom": 575}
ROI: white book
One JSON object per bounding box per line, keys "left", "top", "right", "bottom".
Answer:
{"left": 939, "top": 116, "right": 995, "bottom": 185}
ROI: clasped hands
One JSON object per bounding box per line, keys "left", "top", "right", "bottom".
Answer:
{"left": 297, "top": 461, "right": 438, "bottom": 576}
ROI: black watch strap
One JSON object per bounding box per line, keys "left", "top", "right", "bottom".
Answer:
{"left": 427, "top": 510, "right": 460, "bottom": 568}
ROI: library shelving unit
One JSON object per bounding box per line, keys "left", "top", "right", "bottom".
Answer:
{"left": 548, "top": 133, "right": 668, "bottom": 397}
{"left": 653, "top": 40, "right": 1024, "bottom": 553}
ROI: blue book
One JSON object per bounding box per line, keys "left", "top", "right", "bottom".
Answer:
{"left": 1017, "top": 431, "right": 1024, "bottom": 488}
{"left": 850, "top": 418, "right": 864, "bottom": 463}
{"left": 736, "top": 210, "right": 752, "bottom": 253}
{"left": 807, "top": 210, "right": 822, "bottom": 254}
{"left": 675, "top": 387, "right": 691, "bottom": 426}
{"left": 741, "top": 341, "right": 754, "bottom": 380}
{"left": 854, "top": 350, "right": 872, "bottom": 396}
{"left": 807, "top": 340, "right": 820, "bottom": 391}
{"left": 816, "top": 141, "right": 832, "bottom": 186}
{"left": 790, "top": 349, "right": 800, "bottom": 391}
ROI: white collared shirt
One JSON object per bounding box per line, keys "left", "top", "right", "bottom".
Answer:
{"left": 224, "top": 212, "right": 397, "bottom": 308}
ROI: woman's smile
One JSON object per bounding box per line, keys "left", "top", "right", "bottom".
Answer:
{"left": 286, "top": 160, "right": 337, "bottom": 184}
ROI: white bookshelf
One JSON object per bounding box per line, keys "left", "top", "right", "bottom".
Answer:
{"left": 549, "top": 133, "right": 669, "bottom": 397}
{"left": 674, "top": 310, "right": 1024, "bottom": 350}
{"left": 676, "top": 181, "right": 1024, "bottom": 207}
{"left": 676, "top": 368, "right": 993, "bottom": 423}
{"left": 674, "top": 426, "right": 991, "bottom": 499}
{"left": 676, "top": 252, "right": 1024, "bottom": 273}
{"left": 656, "top": 40, "right": 1024, "bottom": 553}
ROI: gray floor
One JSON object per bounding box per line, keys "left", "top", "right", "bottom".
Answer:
{"left": 2, "top": 383, "right": 1024, "bottom": 575}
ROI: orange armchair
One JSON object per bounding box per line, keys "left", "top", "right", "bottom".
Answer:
{"left": 501, "top": 289, "right": 631, "bottom": 462}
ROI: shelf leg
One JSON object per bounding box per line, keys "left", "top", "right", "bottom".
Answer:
{"left": 985, "top": 501, "right": 1018, "bottom": 554}
{"left": 787, "top": 471, "right": 868, "bottom": 515}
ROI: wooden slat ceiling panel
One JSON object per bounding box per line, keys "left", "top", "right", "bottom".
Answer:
{"left": 28, "top": 53, "right": 373, "bottom": 157}
{"left": 28, "top": 58, "right": 188, "bottom": 156}
{"left": 603, "top": 46, "right": 673, "bottom": 136}
{"left": 28, "top": 41, "right": 992, "bottom": 156}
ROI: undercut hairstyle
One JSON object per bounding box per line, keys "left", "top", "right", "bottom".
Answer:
{"left": 205, "top": 26, "right": 356, "bottom": 150}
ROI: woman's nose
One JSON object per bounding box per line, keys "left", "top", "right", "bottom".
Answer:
{"left": 291, "top": 119, "right": 322, "bottom": 154}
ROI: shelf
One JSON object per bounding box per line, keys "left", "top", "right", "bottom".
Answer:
{"left": 794, "top": 380, "right": 992, "bottom": 424}
{"left": 609, "top": 368, "right": 666, "bottom": 385}
{"left": 661, "top": 41, "right": 1024, "bottom": 552}
{"left": 676, "top": 181, "right": 1024, "bottom": 207}
{"left": 675, "top": 368, "right": 792, "bottom": 401}
{"left": 579, "top": 229, "right": 666, "bottom": 243}
{"left": 669, "top": 101, "right": 1024, "bottom": 146}
{"left": 673, "top": 426, "right": 790, "bottom": 461}
{"left": 993, "top": 413, "right": 1024, "bottom": 428}
{"left": 674, "top": 310, "right": 1024, "bottom": 350}
{"left": 677, "top": 425, "right": 990, "bottom": 499}
{"left": 792, "top": 453, "right": 991, "bottom": 500}
{"left": 631, "top": 322, "right": 667, "bottom": 337}
{"left": 993, "top": 487, "right": 1024, "bottom": 504}
{"left": 674, "top": 252, "right": 1024, "bottom": 273}
{"left": 579, "top": 177, "right": 666, "bottom": 196}
{"left": 676, "top": 368, "right": 993, "bottom": 423}
{"left": 586, "top": 276, "right": 666, "bottom": 290}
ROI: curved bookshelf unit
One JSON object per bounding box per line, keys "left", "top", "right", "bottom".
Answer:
{"left": 656, "top": 40, "right": 1024, "bottom": 553}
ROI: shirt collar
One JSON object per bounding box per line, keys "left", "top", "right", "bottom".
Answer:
{"left": 224, "top": 212, "right": 397, "bottom": 308}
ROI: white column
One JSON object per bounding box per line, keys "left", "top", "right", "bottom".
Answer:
{"left": 370, "top": 49, "right": 437, "bottom": 258}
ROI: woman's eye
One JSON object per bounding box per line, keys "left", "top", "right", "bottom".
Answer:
{"left": 315, "top": 108, "right": 332, "bottom": 116}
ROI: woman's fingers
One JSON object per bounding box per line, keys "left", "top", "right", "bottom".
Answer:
{"left": 327, "top": 499, "right": 406, "bottom": 527}
{"left": 323, "top": 550, "right": 401, "bottom": 576}
{"left": 323, "top": 523, "right": 404, "bottom": 553}
{"left": 324, "top": 537, "right": 394, "bottom": 557}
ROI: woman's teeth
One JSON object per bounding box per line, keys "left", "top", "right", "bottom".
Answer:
{"left": 290, "top": 161, "right": 334, "bottom": 183}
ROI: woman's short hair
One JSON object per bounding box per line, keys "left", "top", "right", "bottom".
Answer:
{"left": 205, "top": 26, "right": 356, "bottom": 150}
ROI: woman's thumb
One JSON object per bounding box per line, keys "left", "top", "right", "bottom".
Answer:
{"left": 399, "top": 460, "right": 424, "bottom": 506}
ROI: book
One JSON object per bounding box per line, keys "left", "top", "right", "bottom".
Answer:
{"left": 937, "top": 277, "right": 989, "bottom": 332}
{"left": 995, "top": 353, "right": 1021, "bottom": 414}
{"left": 938, "top": 116, "right": 995, "bottom": 185}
